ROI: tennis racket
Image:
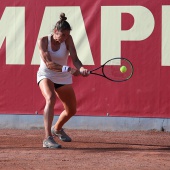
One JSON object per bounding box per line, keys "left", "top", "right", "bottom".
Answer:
{"left": 89, "top": 57, "right": 134, "bottom": 82}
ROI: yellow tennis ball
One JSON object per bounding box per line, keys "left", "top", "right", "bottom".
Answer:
{"left": 120, "top": 66, "right": 127, "bottom": 73}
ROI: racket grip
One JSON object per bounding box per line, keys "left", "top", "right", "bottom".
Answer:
{"left": 88, "top": 71, "right": 91, "bottom": 74}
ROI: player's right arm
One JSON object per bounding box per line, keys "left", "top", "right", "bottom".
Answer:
{"left": 38, "top": 36, "right": 79, "bottom": 76}
{"left": 38, "top": 37, "right": 62, "bottom": 72}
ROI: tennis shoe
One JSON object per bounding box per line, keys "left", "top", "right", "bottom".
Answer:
{"left": 43, "top": 136, "right": 61, "bottom": 148}
{"left": 51, "top": 126, "right": 72, "bottom": 142}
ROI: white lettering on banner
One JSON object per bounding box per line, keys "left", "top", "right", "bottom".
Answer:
{"left": 31, "top": 7, "right": 94, "bottom": 65}
{"left": 101, "top": 6, "right": 155, "bottom": 64}
{"left": 0, "top": 6, "right": 169, "bottom": 66}
{"left": 0, "top": 7, "right": 25, "bottom": 64}
{"left": 162, "top": 6, "right": 170, "bottom": 66}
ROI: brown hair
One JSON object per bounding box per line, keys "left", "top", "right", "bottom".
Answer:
{"left": 54, "top": 13, "right": 72, "bottom": 31}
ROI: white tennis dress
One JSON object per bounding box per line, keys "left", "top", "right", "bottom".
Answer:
{"left": 37, "top": 35, "right": 72, "bottom": 84}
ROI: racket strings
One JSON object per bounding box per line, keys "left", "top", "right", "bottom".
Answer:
{"left": 103, "top": 59, "right": 133, "bottom": 81}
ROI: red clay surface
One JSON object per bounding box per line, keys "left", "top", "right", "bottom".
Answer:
{"left": 0, "top": 129, "right": 170, "bottom": 170}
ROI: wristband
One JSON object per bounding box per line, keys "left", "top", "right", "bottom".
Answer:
{"left": 62, "top": 65, "right": 69, "bottom": 72}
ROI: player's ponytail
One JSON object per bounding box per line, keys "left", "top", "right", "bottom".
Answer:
{"left": 54, "top": 13, "right": 72, "bottom": 31}
{"left": 60, "top": 13, "right": 67, "bottom": 21}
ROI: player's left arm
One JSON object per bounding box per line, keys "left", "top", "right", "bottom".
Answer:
{"left": 66, "top": 35, "right": 89, "bottom": 76}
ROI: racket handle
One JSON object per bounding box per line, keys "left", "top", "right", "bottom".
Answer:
{"left": 88, "top": 71, "right": 91, "bottom": 74}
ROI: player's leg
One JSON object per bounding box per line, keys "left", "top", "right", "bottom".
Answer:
{"left": 39, "top": 79, "right": 61, "bottom": 148}
{"left": 52, "top": 84, "right": 76, "bottom": 142}
{"left": 39, "top": 78, "right": 56, "bottom": 138}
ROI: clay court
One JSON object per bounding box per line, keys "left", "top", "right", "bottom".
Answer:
{"left": 0, "top": 129, "right": 170, "bottom": 170}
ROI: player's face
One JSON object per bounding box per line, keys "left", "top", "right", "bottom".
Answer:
{"left": 53, "top": 29, "right": 70, "bottom": 43}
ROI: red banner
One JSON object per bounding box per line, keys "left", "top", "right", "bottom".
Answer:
{"left": 0, "top": 0, "right": 170, "bottom": 118}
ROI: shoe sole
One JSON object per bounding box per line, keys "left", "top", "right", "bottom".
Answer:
{"left": 52, "top": 134, "right": 71, "bottom": 142}
{"left": 43, "top": 144, "right": 62, "bottom": 148}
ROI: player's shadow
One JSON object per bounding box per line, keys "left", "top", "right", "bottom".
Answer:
{"left": 73, "top": 140, "right": 170, "bottom": 147}
{"left": 63, "top": 147, "right": 170, "bottom": 152}
{"left": 0, "top": 146, "right": 170, "bottom": 152}
{"left": 62, "top": 140, "right": 170, "bottom": 152}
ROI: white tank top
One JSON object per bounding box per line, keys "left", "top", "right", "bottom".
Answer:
{"left": 37, "top": 35, "right": 72, "bottom": 84}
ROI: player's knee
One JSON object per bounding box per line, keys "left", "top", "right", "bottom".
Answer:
{"left": 66, "top": 107, "right": 76, "bottom": 117}
{"left": 45, "top": 94, "right": 56, "bottom": 106}
{"left": 71, "top": 108, "right": 76, "bottom": 116}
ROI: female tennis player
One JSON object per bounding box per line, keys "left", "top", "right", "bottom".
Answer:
{"left": 37, "top": 13, "right": 89, "bottom": 148}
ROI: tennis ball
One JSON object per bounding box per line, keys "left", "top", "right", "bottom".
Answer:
{"left": 120, "top": 66, "right": 127, "bottom": 73}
